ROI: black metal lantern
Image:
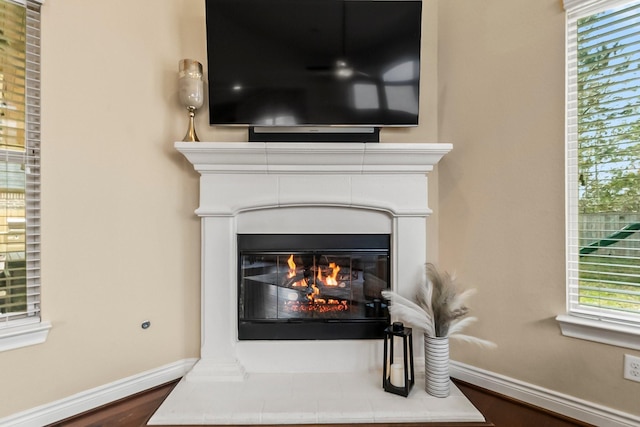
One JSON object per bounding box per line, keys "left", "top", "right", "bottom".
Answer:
{"left": 383, "top": 321, "right": 414, "bottom": 397}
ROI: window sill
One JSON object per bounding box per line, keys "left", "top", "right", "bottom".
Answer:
{"left": 556, "top": 314, "right": 640, "bottom": 351}
{"left": 0, "top": 319, "right": 51, "bottom": 352}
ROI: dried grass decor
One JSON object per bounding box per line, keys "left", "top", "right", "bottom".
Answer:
{"left": 382, "top": 263, "right": 496, "bottom": 348}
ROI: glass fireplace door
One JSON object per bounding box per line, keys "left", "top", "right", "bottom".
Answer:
{"left": 238, "top": 234, "right": 390, "bottom": 340}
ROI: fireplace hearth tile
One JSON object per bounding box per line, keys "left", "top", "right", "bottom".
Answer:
{"left": 337, "top": 370, "right": 383, "bottom": 398}
{"left": 240, "top": 373, "right": 294, "bottom": 399}
{"left": 229, "top": 401, "right": 265, "bottom": 425}
{"left": 261, "top": 397, "right": 319, "bottom": 424}
{"left": 148, "top": 371, "right": 485, "bottom": 425}
{"left": 369, "top": 389, "right": 486, "bottom": 423}
{"left": 316, "top": 398, "right": 374, "bottom": 424}
{"left": 290, "top": 372, "right": 342, "bottom": 395}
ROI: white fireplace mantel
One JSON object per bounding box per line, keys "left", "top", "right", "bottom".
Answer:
{"left": 147, "top": 141, "right": 487, "bottom": 426}
{"left": 174, "top": 141, "right": 453, "bottom": 380}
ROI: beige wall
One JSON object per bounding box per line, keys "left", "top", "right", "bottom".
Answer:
{"left": 0, "top": 0, "right": 440, "bottom": 417}
{"left": 2, "top": 0, "right": 208, "bottom": 417}
{"left": 1, "top": 0, "right": 639, "bottom": 420}
{"left": 438, "top": 0, "right": 640, "bottom": 416}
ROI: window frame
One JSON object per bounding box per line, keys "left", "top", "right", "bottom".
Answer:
{"left": 0, "top": 0, "right": 49, "bottom": 352}
{"left": 558, "top": 0, "right": 640, "bottom": 350}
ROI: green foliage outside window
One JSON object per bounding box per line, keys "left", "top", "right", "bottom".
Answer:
{"left": 576, "top": 2, "right": 640, "bottom": 314}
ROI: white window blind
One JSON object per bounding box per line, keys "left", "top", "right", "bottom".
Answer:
{"left": 566, "top": 0, "right": 640, "bottom": 325}
{"left": 0, "top": 0, "right": 41, "bottom": 326}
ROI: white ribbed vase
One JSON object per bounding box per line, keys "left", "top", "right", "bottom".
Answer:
{"left": 424, "top": 334, "right": 450, "bottom": 398}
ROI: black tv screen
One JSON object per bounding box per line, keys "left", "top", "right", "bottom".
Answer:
{"left": 205, "top": 0, "right": 422, "bottom": 128}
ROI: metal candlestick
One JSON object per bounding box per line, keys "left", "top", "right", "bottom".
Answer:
{"left": 178, "top": 59, "right": 204, "bottom": 142}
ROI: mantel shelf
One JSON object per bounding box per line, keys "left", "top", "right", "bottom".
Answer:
{"left": 175, "top": 142, "right": 452, "bottom": 174}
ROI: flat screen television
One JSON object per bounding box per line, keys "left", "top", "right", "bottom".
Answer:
{"left": 204, "top": 0, "right": 422, "bottom": 137}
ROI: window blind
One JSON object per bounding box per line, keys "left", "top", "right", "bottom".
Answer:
{"left": 567, "top": 0, "right": 640, "bottom": 324}
{"left": 0, "top": 0, "right": 41, "bottom": 325}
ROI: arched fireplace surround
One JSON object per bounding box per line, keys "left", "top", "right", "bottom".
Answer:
{"left": 175, "top": 141, "right": 452, "bottom": 380}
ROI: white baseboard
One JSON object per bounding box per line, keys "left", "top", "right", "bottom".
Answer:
{"left": 4, "top": 358, "right": 638, "bottom": 427}
{"left": 1, "top": 358, "right": 197, "bottom": 427}
{"left": 450, "top": 360, "right": 640, "bottom": 427}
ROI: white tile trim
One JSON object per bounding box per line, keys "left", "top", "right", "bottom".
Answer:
{"left": 0, "top": 319, "right": 51, "bottom": 353}
{"left": 0, "top": 358, "right": 197, "bottom": 427}
{"left": 450, "top": 360, "right": 640, "bottom": 427}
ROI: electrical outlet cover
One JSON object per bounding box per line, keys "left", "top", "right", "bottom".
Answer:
{"left": 623, "top": 354, "right": 640, "bottom": 382}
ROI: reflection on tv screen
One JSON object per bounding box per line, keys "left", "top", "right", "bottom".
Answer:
{"left": 205, "top": 0, "right": 422, "bottom": 127}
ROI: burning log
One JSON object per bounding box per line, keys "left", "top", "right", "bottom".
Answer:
{"left": 283, "top": 273, "right": 308, "bottom": 288}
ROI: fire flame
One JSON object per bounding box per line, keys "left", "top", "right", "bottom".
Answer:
{"left": 307, "top": 283, "right": 320, "bottom": 301}
{"left": 287, "top": 254, "right": 296, "bottom": 279}
{"left": 317, "top": 262, "right": 341, "bottom": 286}
{"left": 283, "top": 258, "right": 348, "bottom": 313}
{"left": 287, "top": 255, "right": 307, "bottom": 287}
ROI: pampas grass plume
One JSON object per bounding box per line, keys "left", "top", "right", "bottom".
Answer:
{"left": 383, "top": 263, "right": 495, "bottom": 348}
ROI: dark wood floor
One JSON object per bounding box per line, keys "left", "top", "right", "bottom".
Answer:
{"left": 46, "top": 380, "right": 180, "bottom": 427}
{"left": 453, "top": 380, "right": 594, "bottom": 427}
{"left": 46, "top": 378, "right": 595, "bottom": 427}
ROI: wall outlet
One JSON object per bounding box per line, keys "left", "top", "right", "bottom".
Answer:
{"left": 623, "top": 354, "right": 640, "bottom": 382}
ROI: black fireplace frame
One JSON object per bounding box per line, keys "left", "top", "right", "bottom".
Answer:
{"left": 237, "top": 234, "right": 391, "bottom": 340}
